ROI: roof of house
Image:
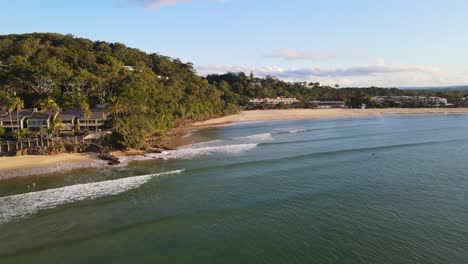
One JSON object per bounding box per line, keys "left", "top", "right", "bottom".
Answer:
{"left": 29, "top": 110, "right": 58, "bottom": 120}
{"left": 0, "top": 109, "right": 35, "bottom": 121}
{"left": 80, "top": 109, "right": 106, "bottom": 120}
{"left": 58, "top": 109, "right": 81, "bottom": 121}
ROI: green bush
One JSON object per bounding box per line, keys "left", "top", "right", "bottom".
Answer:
{"left": 106, "top": 115, "right": 153, "bottom": 150}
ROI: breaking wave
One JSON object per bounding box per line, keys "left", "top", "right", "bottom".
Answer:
{"left": 141, "top": 144, "right": 258, "bottom": 160}
{"left": 0, "top": 170, "right": 184, "bottom": 224}
{"left": 233, "top": 133, "right": 273, "bottom": 142}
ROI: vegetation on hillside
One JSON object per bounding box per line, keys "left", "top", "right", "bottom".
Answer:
{"left": 0, "top": 33, "right": 227, "bottom": 148}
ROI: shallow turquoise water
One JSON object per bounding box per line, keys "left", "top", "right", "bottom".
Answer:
{"left": 1, "top": 114, "right": 468, "bottom": 263}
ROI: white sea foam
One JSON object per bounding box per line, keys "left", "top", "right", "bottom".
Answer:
{"left": 233, "top": 133, "right": 273, "bottom": 142}
{"left": 287, "top": 129, "right": 307, "bottom": 134}
{"left": 144, "top": 144, "right": 258, "bottom": 160}
{"left": 1, "top": 159, "right": 109, "bottom": 179}
{"left": 0, "top": 170, "right": 184, "bottom": 224}
{"left": 179, "top": 140, "right": 223, "bottom": 149}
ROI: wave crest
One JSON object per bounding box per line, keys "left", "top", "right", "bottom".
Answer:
{"left": 145, "top": 144, "right": 258, "bottom": 160}
{"left": 0, "top": 170, "right": 184, "bottom": 224}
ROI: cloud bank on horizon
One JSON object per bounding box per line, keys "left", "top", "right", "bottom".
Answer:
{"left": 196, "top": 62, "right": 464, "bottom": 88}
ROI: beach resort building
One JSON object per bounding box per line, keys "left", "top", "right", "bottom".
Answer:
{"left": 58, "top": 109, "right": 82, "bottom": 132}
{"left": 0, "top": 108, "right": 108, "bottom": 133}
{"left": 78, "top": 108, "right": 107, "bottom": 132}
{"left": 0, "top": 109, "right": 35, "bottom": 131}
{"left": 27, "top": 110, "right": 59, "bottom": 130}
{"left": 249, "top": 97, "right": 300, "bottom": 106}
{"left": 310, "top": 101, "right": 346, "bottom": 109}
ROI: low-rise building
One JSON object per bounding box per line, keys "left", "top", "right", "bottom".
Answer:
{"left": 310, "top": 101, "right": 346, "bottom": 109}
{"left": 78, "top": 108, "right": 107, "bottom": 132}
{"left": 0, "top": 109, "right": 35, "bottom": 131}
{"left": 57, "top": 109, "right": 81, "bottom": 132}
{"left": 249, "top": 97, "right": 300, "bottom": 106}
{"left": 27, "top": 110, "right": 59, "bottom": 130}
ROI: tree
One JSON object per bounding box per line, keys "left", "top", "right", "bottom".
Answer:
{"left": 40, "top": 98, "right": 60, "bottom": 137}
{"left": 3, "top": 97, "right": 15, "bottom": 134}
{"left": 40, "top": 97, "right": 60, "bottom": 113}
{"left": 12, "top": 97, "right": 24, "bottom": 131}
{"left": 80, "top": 100, "right": 91, "bottom": 131}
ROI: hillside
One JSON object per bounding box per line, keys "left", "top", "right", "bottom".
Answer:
{"left": 0, "top": 33, "right": 227, "bottom": 148}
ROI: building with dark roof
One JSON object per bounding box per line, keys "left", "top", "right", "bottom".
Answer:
{"left": 57, "top": 109, "right": 81, "bottom": 132}
{"left": 0, "top": 109, "right": 35, "bottom": 131}
{"left": 27, "top": 110, "right": 59, "bottom": 130}
{"left": 78, "top": 108, "right": 108, "bottom": 132}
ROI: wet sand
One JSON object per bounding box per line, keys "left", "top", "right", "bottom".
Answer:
{"left": 0, "top": 154, "right": 97, "bottom": 180}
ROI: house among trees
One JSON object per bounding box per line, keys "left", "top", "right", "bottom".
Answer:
{"left": 78, "top": 108, "right": 107, "bottom": 132}
{"left": 0, "top": 109, "right": 35, "bottom": 131}
{"left": 58, "top": 109, "right": 82, "bottom": 133}
{"left": 0, "top": 107, "right": 108, "bottom": 134}
{"left": 27, "top": 110, "right": 59, "bottom": 130}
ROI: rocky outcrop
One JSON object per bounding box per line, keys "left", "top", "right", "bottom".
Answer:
{"left": 98, "top": 153, "right": 120, "bottom": 165}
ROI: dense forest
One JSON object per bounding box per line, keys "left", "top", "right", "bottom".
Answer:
{"left": 0, "top": 33, "right": 467, "bottom": 149}
{"left": 0, "top": 33, "right": 226, "bottom": 148}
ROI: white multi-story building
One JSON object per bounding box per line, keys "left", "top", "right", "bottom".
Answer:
{"left": 249, "top": 97, "right": 300, "bottom": 106}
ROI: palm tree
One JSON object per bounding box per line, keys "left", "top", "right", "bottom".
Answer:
{"left": 40, "top": 98, "right": 60, "bottom": 138}
{"left": 5, "top": 98, "right": 14, "bottom": 134}
{"left": 80, "top": 100, "right": 91, "bottom": 131}
{"left": 107, "top": 97, "right": 123, "bottom": 117}
{"left": 12, "top": 97, "right": 24, "bottom": 131}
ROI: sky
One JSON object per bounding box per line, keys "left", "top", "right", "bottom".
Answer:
{"left": 1, "top": 0, "right": 468, "bottom": 87}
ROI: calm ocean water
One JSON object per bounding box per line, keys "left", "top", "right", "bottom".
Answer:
{"left": 1, "top": 114, "right": 468, "bottom": 263}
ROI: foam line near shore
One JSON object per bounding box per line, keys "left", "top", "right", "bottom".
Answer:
{"left": 0, "top": 170, "right": 184, "bottom": 224}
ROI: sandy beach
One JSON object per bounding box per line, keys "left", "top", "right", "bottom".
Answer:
{"left": 195, "top": 108, "right": 468, "bottom": 126}
{"left": 0, "top": 154, "right": 97, "bottom": 180}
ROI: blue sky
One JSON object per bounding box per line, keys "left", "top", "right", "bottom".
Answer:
{"left": 1, "top": 0, "right": 467, "bottom": 87}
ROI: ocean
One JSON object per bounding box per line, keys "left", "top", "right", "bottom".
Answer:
{"left": 1, "top": 114, "right": 468, "bottom": 263}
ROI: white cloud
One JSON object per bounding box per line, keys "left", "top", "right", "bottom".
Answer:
{"left": 143, "top": 0, "right": 191, "bottom": 9}
{"left": 196, "top": 62, "right": 451, "bottom": 87}
{"left": 140, "top": 0, "right": 226, "bottom": 9}
{"left": 266, "top": 48, "right": 335, "bottom": 61}
{"left": 197, "top": 63, "right": 439, "bottom": 78}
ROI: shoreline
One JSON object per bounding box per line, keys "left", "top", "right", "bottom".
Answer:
{"left": 195, "top": 108, "right": 468, "bottom": 127}
{"left": 0, "top": 153, "right": 99, "bottom": 180}
{"left": 2, "top": 108, "right": 468, "bottom": 179}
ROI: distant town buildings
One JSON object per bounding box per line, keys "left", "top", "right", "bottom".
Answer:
{"left": 310, "top": 101, "right": 346, "bottom": 109}
{"left": 371, "top": 96, "right": 448, "bottom": 107}
{"left": 249, "top": 97, "right": 300, "bottom": 106}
